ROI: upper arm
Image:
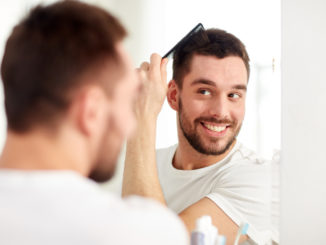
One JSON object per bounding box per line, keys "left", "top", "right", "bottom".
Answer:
{"left": 178, "top": 197, "right": 247, "bottom": 245}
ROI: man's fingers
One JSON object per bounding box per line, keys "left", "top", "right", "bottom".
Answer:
{"left": 160, "top": 58, "right": 168, "bottom": 80}
{"left": 161, "top": 58, "right": 168, "bottom": 71}
{"left": 149, "top": 53, "right": 162, "bottom": 72}
{"left": 140, "top": 54, "right": 167, "bottom": 83}
{"left": 136, "top": 67, "right": 147, "bottom": 88}
{"left": 140, "top": 62, "right": 150, "bottom": 71}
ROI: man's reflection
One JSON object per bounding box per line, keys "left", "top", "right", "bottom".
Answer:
{"left": 123, "top": 28, "right": 279, "bottom": 245}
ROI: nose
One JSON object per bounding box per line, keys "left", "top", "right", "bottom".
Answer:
{"left": 208, "top": 95, "right": 229, "bottom": 118}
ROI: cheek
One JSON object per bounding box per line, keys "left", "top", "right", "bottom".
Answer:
{"left": 113, "top": 99, "right": 136, "bottom": 138}
{"left": 231, "top": 103, "right": 245, "bottom": 122}
{"left": 180, "top": 96, "right": 207, "bottom": 117}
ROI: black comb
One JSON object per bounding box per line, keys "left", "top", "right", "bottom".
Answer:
{"left": 162, "top": 23, "right": 204, "bottom": 59}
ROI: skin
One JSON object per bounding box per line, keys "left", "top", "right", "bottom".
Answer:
{"left": 88, "top": 43, "right": 141, "bottom": 182}
{"left": 0, "top": 42, "right": 140, "bottom": 184}
{"left": 123, "top": 54, "right": 248, "bottom": 245}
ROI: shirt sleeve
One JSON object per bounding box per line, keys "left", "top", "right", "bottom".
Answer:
{"left": 205, "top": 160, "right": 275, "bottom": 245}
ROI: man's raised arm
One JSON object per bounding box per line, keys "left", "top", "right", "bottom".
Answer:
{"left": 122, "top": 53, "right": 167, "bottom": 204}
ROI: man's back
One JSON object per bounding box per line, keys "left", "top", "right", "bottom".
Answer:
{"left": 0, "top": 1, "right": 189, "bottom": 244}
{"left": 0, "top": 170, "right": 188, "bottom": 245}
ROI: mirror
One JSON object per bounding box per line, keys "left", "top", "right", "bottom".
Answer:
{"left": 0, "top": 0, "right": 280, "bottom": 244}
{"left": 106, "top": 1, "right": 281, "bottom": 244}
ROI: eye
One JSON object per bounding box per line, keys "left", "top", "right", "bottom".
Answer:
{"left": 228, "top": 93, "right": 241, "bottom": 99}
{"left": 198, "top": 89, "right": 211, "bottom": 95}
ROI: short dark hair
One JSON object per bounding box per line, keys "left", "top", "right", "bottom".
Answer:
{"left": 1, "top": 0, "right": 127, "bottom": 132}
{"left": 172, "top": 28, "right": 250, "bottom": 88}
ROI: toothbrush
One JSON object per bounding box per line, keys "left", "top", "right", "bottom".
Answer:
{"left": 217, "top": 235, "right": 226, "bottom": 245}
{"left": 233, "top": 223, "right": 249, "bottom": 245}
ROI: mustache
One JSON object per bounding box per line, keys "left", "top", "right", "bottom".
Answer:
{"left": 194, "top": 116, "right": 235, "bottom": 125}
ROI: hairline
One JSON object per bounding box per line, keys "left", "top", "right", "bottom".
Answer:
{"left": 175, "top": 53, "right": 250, "bottom": 89}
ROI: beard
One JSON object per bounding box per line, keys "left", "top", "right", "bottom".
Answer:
{"left": 178, "top": 99, "right": 241, "bottom": 155}
{"left": 88, "top": 159, "right": 117, "bottom": 183}
{"left": 89, "top": 115, "right": 122, "bottom": 183}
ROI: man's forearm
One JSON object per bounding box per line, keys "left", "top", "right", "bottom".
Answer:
{"left": 122, "top": 118, "right": 166, "bottom": 205}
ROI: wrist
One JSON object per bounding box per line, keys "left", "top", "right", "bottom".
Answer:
{"left": 136, "top": 112, "right": 158, "bottom": 126}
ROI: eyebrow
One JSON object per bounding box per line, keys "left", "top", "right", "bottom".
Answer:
{"left": 232, "top": 84, "right": 247, "bottom": 91}
{"left": 191, "top": 79, "right": 247, "bottom": 91}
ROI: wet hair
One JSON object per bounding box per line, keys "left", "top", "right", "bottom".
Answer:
{"left": 1, "top": 0, "right": 126, "bottom": 132}
{"left": 172, "top": 28, "right": 250, "bottom": 88}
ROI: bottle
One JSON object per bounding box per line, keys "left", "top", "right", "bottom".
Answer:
{"left": 191, "top": 215, "right": 216, "bottom": 245}
{"left": 191, "top": 231, "right": 205, "bottom": 245}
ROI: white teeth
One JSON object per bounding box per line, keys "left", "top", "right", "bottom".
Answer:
{"left": 204, "top": 123, "right": 226, "bottom": 132}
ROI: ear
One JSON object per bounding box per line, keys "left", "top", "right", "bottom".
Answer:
{"left": 74, "top": 86, "right": 110, "bottom": 137}
{"left": 167, "top": 80, "right": 180, "bottom": 111}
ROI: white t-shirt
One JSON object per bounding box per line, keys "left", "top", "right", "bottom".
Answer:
{"left": 0, "top": 170, "right": 189, "bottom": 245}
{"left": 156, "top": 141, "right": 279, "bottom": 245}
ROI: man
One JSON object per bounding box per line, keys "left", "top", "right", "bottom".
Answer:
{"left": 0, "top": 1, "right": 188, "bottom": 245}
{"left": 123, "top": 29, "right": 279, "bottom": 244}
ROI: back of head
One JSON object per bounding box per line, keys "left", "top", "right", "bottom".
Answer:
{"left": 1, "top": 0, "right": 126, "bottom": 133}
{"left": 172, "top": 28, "right": 250, "bottom": 88}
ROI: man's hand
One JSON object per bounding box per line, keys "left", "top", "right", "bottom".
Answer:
{"left": 135, "top": 53, "right": 168, "bottom": 121}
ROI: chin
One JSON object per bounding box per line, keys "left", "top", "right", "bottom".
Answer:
{"left": 194, "top": 136, "right": 235, "bottom": 156}
{"left": 88, "top": 161, "right": 117, "bottom": 183}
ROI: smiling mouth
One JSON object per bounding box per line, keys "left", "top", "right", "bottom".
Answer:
{"left": 201, "top": 122, "right": 230, "bottom": 132}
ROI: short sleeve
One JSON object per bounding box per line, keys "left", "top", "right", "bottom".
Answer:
{"left": 206, "top": 160, "right": 274, "bottom": 245}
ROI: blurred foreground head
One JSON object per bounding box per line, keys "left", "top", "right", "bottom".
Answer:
{"left": 0, "top": 0, "right": 139, "bottom": 182}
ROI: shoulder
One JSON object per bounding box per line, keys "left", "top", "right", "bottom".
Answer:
{"left": 228, "top": 143, "right": 280, "bottom": 182}
{"left": 223, "top": 143, "right": 271, "bottom": 180}
{"left": 110, "top": 196, "right": 189, "bottom": 244}
{"left": 209, "top": 143, "right": 277, "bottom": 201}
{"left": 79, "top": 183, "right": 188, "bottom": 244}
{"left": 222, "top": 142, "right": 274, "bottom": 179}
{"left": 0, "top": 172, "right": 189, "bottom": 245}
{"left": 231, "top": 142, "right": 269, "bottom": 165}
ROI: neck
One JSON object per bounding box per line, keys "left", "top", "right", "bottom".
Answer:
{"left": 0, "top": 127, "right": 90, "bottom": 176}
{"left": 173, "top": 128, "right": 236, "bottom": 170}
